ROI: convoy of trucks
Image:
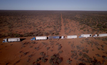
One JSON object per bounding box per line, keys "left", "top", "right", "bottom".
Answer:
{"left": 2, "top": 33, "right": 107, "bottom": 43}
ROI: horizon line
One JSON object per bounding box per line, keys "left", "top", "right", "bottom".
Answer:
{"left": 0, "top": 10, "right": 107, "bottom": 11}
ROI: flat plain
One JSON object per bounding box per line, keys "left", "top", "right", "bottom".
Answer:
{"left": 0, "top": 10, "right": 107, "bottom": 65}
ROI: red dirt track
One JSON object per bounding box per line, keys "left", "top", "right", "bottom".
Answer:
{"left": 60, "top": 13, "right": 65, "bottom": 36}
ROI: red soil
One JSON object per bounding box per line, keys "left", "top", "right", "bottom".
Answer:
{"left": 0, "top": 11, "right": 107, "bottom": 65}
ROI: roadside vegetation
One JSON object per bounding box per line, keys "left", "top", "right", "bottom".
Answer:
{"left": 62, "top": 11, "right": 107, "bottom": 32}
{"left": 0, "top": 11, "right": 61, "bottom": 38}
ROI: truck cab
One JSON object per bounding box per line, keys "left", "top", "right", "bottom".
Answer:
{"left": 31, "top": 37, "right": 36, "bottom": 41}
{"left": 93, "top": 34, "right": 98, "bottom": 37}
{"left": 2, "top": 38, "right": 7, "bottom": 43}
{"left": 61, "top": 36, "right": 65, "bottom": 39}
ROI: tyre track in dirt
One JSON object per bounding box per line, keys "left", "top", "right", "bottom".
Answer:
{"left": 60, "top": 13, "right": 65, "bottom": 36}
{"left": 60, "top": 14, "right": 71, "bottom": 65}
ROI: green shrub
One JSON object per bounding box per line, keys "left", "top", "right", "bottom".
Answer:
{"left": 66, "top": 59, "right": 72, "bottom": 64}
{"left": 55, "top": 32, "right": 59, "bottom": 35}
{"left": 41, "top": 57, "right": 47, "bottom": 62}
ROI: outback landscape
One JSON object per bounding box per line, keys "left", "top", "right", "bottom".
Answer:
{"left": 0, "top": 10, "right": 107, "bottom": 65}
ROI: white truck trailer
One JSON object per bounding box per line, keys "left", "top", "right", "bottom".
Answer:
{"left": 79, "top": 34, "right": 92, "bottom": 38}
{"left": 98, "top": 34, "right": 107, "bottom": 37}
{"left": 67, "top": 35, "right": 77, "bottom": 39}
{"left": 3, "top": 38, "right": 20, "bottom": 43}
{"left": 36, "top": 36, "right": 47, "bottom": 40}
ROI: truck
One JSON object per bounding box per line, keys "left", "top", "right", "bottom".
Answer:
{"left": 2, "top": 38, "right": 20, "bottom": 43}
{"left": 61, "top": 36, "right": 65, "bottom": 39}
{"left": 67, "top": 35, "right": 77, "bottom": 39}
{"left": 79, "top": 34, "right": 92, "bottom": 38}
{"left": 31, "top": 36, "right": 47, "bottom": 40}
{"left": 93, "top": 34, "right": 98, "bottom": 37}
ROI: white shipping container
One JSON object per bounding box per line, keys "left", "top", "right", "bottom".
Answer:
{"left": 8, "top": 38, "right": 20, "bottom": 42}
{"left": 67, "top": 35, "right": 77, "bottom": 39}
{"left": 36, "top": 36, "right": 47, "bottom": 40}
{"left": 98, "top": 34, "right": 107, "bottom": 37}
{"left": 80, "top": 34, "right": 92, "bottom": 38}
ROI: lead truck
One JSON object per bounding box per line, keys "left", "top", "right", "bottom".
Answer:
{"left": 2, "top": 38, "right": 20, "bottom": 43}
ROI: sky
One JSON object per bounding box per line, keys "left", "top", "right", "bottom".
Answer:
{"left": 0, "top": 0, "right": 107, "bottom": 11}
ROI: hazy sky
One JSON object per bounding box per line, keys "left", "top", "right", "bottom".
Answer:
{"left": 0, "top": 0, "right": 107, "bottom": 11}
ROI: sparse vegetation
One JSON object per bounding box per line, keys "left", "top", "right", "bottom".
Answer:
{"left": 49, "top": 54, "right": 63, "bottom": 65}
{"left": 58, "top": 44, "right": 62, "bottom": 50}
{"left": 24, "top": 52, "right": 29, "bottom": 55}
{"left": 35, "top": 52, "right": 48, "bottom": 64}
{"left": 58, "top": 50, "right": 63, "bottom": 53}
{"left": 66, "top": 58, "right": 72, "bottom": 64}
{"left": 14, "top": 60, "right": 20, "bottom": 65}
{"left": 96, "top": 54, "right": 101, "bottom": 57}
{"left": 82, "top": 49, "right": 89, "bottom": 53}
{"left": 0, "top": 11, "right": 61, "bottom": 37}
{"left": 47, "top": 47, "right": 50, "bottom": 50}
{"left": 0, "top": 11, "right": 107, "bottom": 65}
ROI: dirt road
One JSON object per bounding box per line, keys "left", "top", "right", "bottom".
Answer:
{"left": 60, "top": 13, "right": 65, "bottom": 36}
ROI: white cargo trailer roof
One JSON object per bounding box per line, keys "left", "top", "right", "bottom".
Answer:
{"left": 98, "top": 34, "right": 107, "bottom": 37}
{"left": 8, "top": 38, "right": 20, "bottom": 42}
{"left": 36, "top": 36, "right": 47, "bottom": 40}
{"left": 67, "top": 35, "right": 77, "bottom": 39}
